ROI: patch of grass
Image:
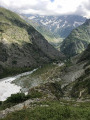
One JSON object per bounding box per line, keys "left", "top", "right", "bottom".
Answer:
{"left": 1, "top": 101, "right": 90, "bottom": 120}
{"left": 31, "top": 63, "right": 56, "bottom": 77}
{"left": 31, "top": 63, "right": 65, "bottom": 81}
{"left": 28, "top": 89, "right": 43, "bottom": 98}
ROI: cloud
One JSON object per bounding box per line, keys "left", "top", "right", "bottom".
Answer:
{"left": 83, "top": 0, "right": 90, "bottom": 10}
{"left": 0, "top": 0, "right": 90, "bottom": 17}
{"left": 80, "top": 0, "right": 90, "bottom": 17}
{"left": 74, "top": 5, "right": 87, "bottom": 16}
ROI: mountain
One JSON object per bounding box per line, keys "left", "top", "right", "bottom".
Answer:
{"left": 0, "top": 46, "right": 90, "bottom": 120}
{"left": 79, "top": 44, "right": 90, "bottom": 62}
{"left": 60, "top": 19, "right": 90, "bottom": 57}
{"left": 0, "top": 29, "right": 90, "bottom": 119}
{"left": 0, "top": 7, "right": 64, "bottom": 78}
{"left": 22, "top": 14, "right": 86, "bottom": 39}
{"left": 70, "top": 44, "right": 90, "bottom": 98}
{"left": 21, "top": 16, "right": 63, "bottom": 50}
{"left": 21, "top": 14, "right": 86, "bottom": 50}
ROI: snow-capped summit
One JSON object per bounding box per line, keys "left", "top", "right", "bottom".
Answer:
{"left": 23, "top": 14, "right": 86, "bottom": 38}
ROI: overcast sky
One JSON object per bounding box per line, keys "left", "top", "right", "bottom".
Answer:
{"left": 0, "top": 0, "right": 90, "bottom": 17}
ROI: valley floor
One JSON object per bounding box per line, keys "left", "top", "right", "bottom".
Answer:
{"left": 0, "top": 60, "right": 90, "bottom": 120}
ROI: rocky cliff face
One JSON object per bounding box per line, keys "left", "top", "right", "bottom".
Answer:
{"left": 62, "top": 44, "right": 90, "bottom": 99}
{"left": 0, "top": 7, "right": 64, "bottom": 78}
{"left": 70, "top": 44, "right": 90, "bottom": 98}
{"left": 60, "top": 19, "right": 90, "bottom": 57}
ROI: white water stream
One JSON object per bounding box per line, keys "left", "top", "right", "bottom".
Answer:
{"left": 0, "top": 69, "right": 37, "bottom": 101}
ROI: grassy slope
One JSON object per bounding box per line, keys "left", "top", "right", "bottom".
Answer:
{"left": 12, "top": 63, "right": 65, "bottom": 90}
{"left": 61, "top": 20, "right": 90, "bottom": 57}
{"left": 0, "top": 7, "right": 32, "bottom": 44}
{"left": 0, "top": 100, "right": 90, "bottom": 120}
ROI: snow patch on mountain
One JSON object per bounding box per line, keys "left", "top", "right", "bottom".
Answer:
{"left": 22, "top": 14, "right": 86, "bottom": 38}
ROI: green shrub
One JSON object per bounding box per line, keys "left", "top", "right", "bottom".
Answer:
{"left": 0, "top": 91, "right": 42, "bottom": 111}
{"left": 49, "top": 82, "right": 63, "bottom": 99}
{"left": 4, "top": 93, "right": 27, "bottom": 103}
{"left": 28, "top": 89, "right": 42, "bottom": 98}
{"left": 12, "top": 60, "right": 17, "bottom": 65}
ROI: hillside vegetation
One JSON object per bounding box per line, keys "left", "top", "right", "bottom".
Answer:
{"left": 0, "top": 7, "right": 90, "bottom": 120}
{"left": 0, "top": 44, "right": 90, "bottom": 120}
{"left": 0, "top": 7, "right": 64, "bottom": 78}
{"left": 61, "top": 19, "right": 90, "bottom": 57}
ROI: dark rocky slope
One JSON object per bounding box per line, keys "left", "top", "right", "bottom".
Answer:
{"left": 79, "top": 44, "right": 90, "bottom": 62}
{"left": 0, "top": 7, "right": 64, "bottom": 78}
{"left": 63, "top": 44, "right": 90, "bottom": 99}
